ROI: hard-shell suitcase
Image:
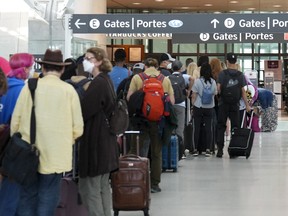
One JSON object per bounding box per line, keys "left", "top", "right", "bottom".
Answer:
{"left": 111, "top": 131, "right": 150, "bottom": 216}
{"left": 162, "top": 135, "right": 178, "bottom": 172}
{"left": 54, "top": 140, "right": 88, "bottom": 216}
{"left": 228, "top": 111, "right": 255, "bottom": 159}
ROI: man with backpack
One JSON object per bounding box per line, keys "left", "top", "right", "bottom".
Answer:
{"left": 127, "top": 58, "right": 174, "bottom": 193}
{"left": 169, "top": 60, "right": 193, "bottom": 159}
{"left": 216, "top": 53, "right": 250, "bottom": 158}
{"left": 158, "top": 53, "right": 175, "bottom": 76}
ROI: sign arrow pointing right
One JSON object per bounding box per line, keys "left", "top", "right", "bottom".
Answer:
{"left": 211, "top": 19, "right": 219, "bottom": 28}
{"left": 75, "top": 19, "right": 86, "bottom": 29}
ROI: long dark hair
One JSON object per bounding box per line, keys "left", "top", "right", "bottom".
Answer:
{"left": 200, "top": 63, "right": 213, "bottom": 84}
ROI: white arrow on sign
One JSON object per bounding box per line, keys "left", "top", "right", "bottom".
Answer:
{"left": 75, "top": 19, "right": 86, "bottom": 29}
{"left": 211, "top": 19, "right": 219, "bottom": 28}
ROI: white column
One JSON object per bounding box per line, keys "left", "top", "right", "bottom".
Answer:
{"left": 74, "top": 0, "right": 107, "bottom": 50}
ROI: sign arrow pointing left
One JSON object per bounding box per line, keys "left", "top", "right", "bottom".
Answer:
{"left": 75, "top": 19, "right": 86, "bottom": 29}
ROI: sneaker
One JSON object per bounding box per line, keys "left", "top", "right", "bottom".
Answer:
{"left": 205, "top": 150, "right": 211, "bottom": 157}
{"left": 192, "top": 150, "right": 199, "bottom": 157}
{"left": 216, "top": 149, "right": 223, "bottom": 158}
{"left": 151, "top": 185, "right": 161, "bottom": 193}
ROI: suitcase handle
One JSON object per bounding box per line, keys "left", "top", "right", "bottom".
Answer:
{"left": 122, "top": 131, "right": 141, "bottom": 156}
{"left": 241, "top": 111, "right": 254, "bottom": 129}
{"left": 121, "top": 154, "right": 143, "bottom": 160}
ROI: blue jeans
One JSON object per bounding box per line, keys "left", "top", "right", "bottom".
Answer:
{"left": 0, "top": 177, "right": 20, "bottom": 216}
{"left": 16, "top": 173, "right": 62, "bottom": 216}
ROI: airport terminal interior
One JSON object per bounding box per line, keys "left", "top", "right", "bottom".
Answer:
{"left": 120, "top": 112, "right": 288, "bottom": 216}
{"left": 1, "top": 0, "right": 288, "bottom": 215}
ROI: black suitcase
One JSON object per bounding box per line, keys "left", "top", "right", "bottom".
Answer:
{"left": 184, "top": 98, "right": 193, "bottom": 152}
{"left": 228, "top": 111, "right": 255, "bottom": 159}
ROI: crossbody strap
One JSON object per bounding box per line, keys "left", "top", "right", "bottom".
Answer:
{"left": 28, "top": 78, "right": 38, "bottom": 145}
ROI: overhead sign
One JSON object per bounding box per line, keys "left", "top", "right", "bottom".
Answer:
{"left": 172, "top": 32, "right": 288, "bottom": 43}
{"left": 69, "top": 13, "right": 288, "bottom": 34}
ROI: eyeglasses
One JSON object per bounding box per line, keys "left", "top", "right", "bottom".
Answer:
{"left": 84, "top": 56, "right": 96, "bottom": 61}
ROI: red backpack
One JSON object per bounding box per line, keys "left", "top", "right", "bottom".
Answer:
{"left": 139, "top": 72, "right": 165, "bottom": 122}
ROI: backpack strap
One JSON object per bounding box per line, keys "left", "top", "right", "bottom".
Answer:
{"left": 77, "top": 78, "right": 91, "bottom": 87}
{"left": 139, "top": 72, "right": 164, "bottom": 83}
{"left": 157, "top": 74, "right": 165, "bottom": 83}
{"left": 138, "top": 72, "right": 147, "bottom": 81}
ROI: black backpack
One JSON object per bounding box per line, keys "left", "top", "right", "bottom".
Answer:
{"left": 169, "top": 73, "right": 186, "bottom": 104}
{"left": 221, "top": 70, "right": 242, "bottom": 105}
{"left": 66, "top": 78, "right": 91, "bottom": 100}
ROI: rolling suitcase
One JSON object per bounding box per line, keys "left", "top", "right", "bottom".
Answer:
{"left": 162, "top": 135, "right": 178, "bottom": 172}
{"left": 184, "top": 98, "right": 193, "bottom": 152}
{"left": 111, "top": 131, "right": 150, "bottom": 216}
{"left": 54, "top": 140, "right": 88, "bottom": 216}
{"left": 228, "top": 111, "right": 255, "bottom": 159}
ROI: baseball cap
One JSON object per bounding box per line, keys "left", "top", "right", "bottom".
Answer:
{"left": 172, "top": 60, "right": 183, "bottom": 71}
{"left": 133, "top": 62, "right": 145, "bottom": 71}
{"left": 159, "top": 53, "right": 175, "bottom": 62}
{"left": 226, "top": 52, "right": 237, "bottom": 63}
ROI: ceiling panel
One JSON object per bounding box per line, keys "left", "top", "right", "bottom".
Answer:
{"left": 107, "top": 0, "right": 288, "bottom": 12}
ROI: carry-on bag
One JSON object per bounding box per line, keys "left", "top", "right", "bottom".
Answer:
{"left": 54, "top": 140, "right": 88, "bottom": 216}
{"left": 184, "top": 98, "right": 193, "bottom": 152}
{"left": 162, "top": 135, "right": 178, "bottom": 172}
{"left": 228, "top": 111, "right": 255, "bottom": 159}
{"left": 111, "top": 131, "right": 150, "bottom": 216}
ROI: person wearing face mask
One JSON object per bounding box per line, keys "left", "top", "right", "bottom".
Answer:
{"left": 78, "top": 47, "right": 119, "bottom": 216}
{"left": 0, "top": 52, "right": 34, "bottom": 216}
{"left": 158, "top": 53, "right": 175, "bottom": 76}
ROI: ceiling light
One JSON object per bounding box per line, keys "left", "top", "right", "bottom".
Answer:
{"left": 273, "top": 5, "right": 281, "bottom": 8}
{"left": 133, "top": 2, "right": 141, "bottom": 5}
{"left": 155, "top": 0, "right": 164, "bottom": 2}
{"left": 143, "top": 10, "right": 149, "bottom": 13}
{"left": 181, "top": 7, "right": 189, "bottom": 9}
{"left": 248, "top": 8, "right": 256, "bottom": 10}
{"left": 229, "top": 10, "right": 237, "bottom": 13}
{"left": 230, "top": 1, "right": 238, "bottom": 3}
{"left": 204, "top": 4, "right": 213, "bottom": 7}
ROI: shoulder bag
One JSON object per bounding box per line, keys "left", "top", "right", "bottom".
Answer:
{"left": 2, "top": 78, "right": 40, "bottom": 186}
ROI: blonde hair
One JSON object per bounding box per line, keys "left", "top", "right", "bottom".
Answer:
{"left": 86, "top": 47, "right": 112, "bottom": 73}
{"left": 210, "top": 58, "right": 223, "bottom": 80}
{"left": 186, "top": 62, "right": 197, "bottom": 77}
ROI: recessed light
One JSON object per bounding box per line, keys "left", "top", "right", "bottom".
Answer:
{"left": 248, "top": 7, "right": 256, "bottom": 10}
{"left": 230, "top": 1, "right": 238, "bottom": 3}
{"left": 133, "top": 2, "right": 141, "bottom": 5}
{"left": 204, "top": 4, "right": 213, "bottom": 7}
{"left": 273, "top": 5, "right": 281, "bottom": 8}
{"left": 181, "top": 7, "right": 189, "bottom": 9}
{"left": 155, "top": 0, "right": 164, "bottom": 2}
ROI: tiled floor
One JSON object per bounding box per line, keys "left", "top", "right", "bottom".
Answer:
{"left": 118, "top": 111, "right": 288, "bottom": 216}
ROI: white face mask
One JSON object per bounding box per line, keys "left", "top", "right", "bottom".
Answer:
{"left": 28, "top": 66, "right": 35, "bottom": 79}
{"left": 83, "top": 59, "right": 94, "bottom": 74}
{"left": 167, "top": 62, "right": 172, "bottom": 70}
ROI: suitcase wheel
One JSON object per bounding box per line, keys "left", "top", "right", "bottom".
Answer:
{"left": 114, "top": 210, "right": 119, "bottom": 216}
{"left": 173, "top": 168, "right": 177, "bottom": 172}
{"left": 143, "top": 208, "right": 149, "bottom": 216}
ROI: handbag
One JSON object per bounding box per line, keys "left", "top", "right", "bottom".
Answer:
{"left": 103, "top": 76, "right": 129, "bottom": 136}
{"left": 2, "top": 78, "right": 39, "bottom": 186}
{"left": 0, "top": 125, "right": 10, "bottom": 167}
